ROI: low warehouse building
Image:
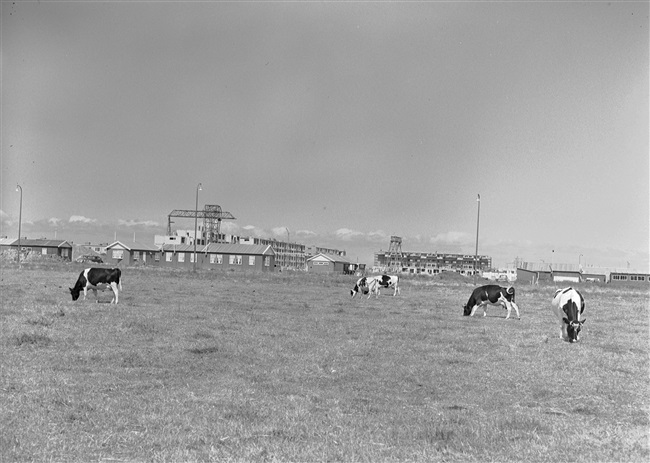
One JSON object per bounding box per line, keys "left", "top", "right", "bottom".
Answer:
{"left": 0, "top": 238, "right": 73, "bottom": 261}
{"left": 307, "top": 252, "right": 357, "bottom": 274}
{"left": 160, "top": 243, "right": 275, "bottom": 271}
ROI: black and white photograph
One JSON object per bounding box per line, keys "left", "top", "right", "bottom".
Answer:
{"left": 1, "top": 1, "right": 648, "bottom": 461}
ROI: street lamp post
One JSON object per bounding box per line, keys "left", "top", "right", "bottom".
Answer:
{"left": 474, "top": 194, "right": 481, "bottom": 278}
{"left": 193, "top": 183, "right": 202, "bottom": 272}
{"left": 16, "top": 184, "right": 23, "bottom": 266}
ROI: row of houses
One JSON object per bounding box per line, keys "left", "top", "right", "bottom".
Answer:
{"left": 515, "top": 262, "right": 649, "bottom": 285}
{"left": 0, "top": 238, "right": 362, "bottom": 274}
{"left": 2, "top": 238, "right": 648, "bottom": 284}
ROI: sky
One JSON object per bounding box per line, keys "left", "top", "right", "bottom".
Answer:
{"left": 1, "top": 1, "right": 648, "bottom": 271}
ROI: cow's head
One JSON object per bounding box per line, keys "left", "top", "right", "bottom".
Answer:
{"left": 462, "top": 304, "right": 472, "bottom": 316}
{"left": 69, "top": 287, "right": 80, "bottom": 301}
{"left": 563, "top": 317, "right": 586, "bottom": 342}
{"left": 505, "top": 286, "right": 515, "bottom": 301}
{"left": 351, "top": 277, "right": 367, "bottom": 297}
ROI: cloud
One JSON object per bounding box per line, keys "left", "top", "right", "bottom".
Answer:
{"left": 118, "top": 219, "right": 160, "bottom": 228}
{"left": 48, "top": 217, "right": 62, "bottom": 226}
{"left": 0, "top": 210, "right": 12, "bottom": 226}
{"left": 69, "top": 215, "right": 97, "bottom": 224}
{"left": 429, "top": 231, "right": 472, "bottom": 245}
{"left": 335, "top": 228, "right": 365, "bottom": 241}
{"left": 368, "top": 230, "right": 389, "bottom": 242}
{"left": 271, "top": 226, "right": 290, "bottom": 237}
{"left": 295, "top": 229, "right": 317, "bottom": 238}
{"left": 241, "top": 225, "right": 266, "bottom": 237}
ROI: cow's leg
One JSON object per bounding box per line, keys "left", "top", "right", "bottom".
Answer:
{"left": 110, "top": 282, "right": 118, "bottom": 304}
{"left": 483, "top": 303, "right": 489, "bottom": 317}
{"left": 91, "top": 288, "right": 99, "bottom": 303}
{"left": 504, "top": 302, "right": 511, "bottom": 319}
{"left": 469, "top": 304, "right": 479, "bottom": 317}
{"left": 83, "top": 287, "right": 88, "bottom": 300}
{"left": 511, "top": 302, "right": 521, "bottom": 319}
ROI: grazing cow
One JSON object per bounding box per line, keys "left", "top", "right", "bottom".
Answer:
{"left": 350, "top": 276, "right": 371, "bottom": 298}
{"left": 368, "top": 274, "right": 400, "bottom": 298}
{"left": 463, "top": 285, "right": 520, "bottom": 319}
{"left": 551, "top": 287, "right": 585, "bottom": 343}
{"left": 351, "top": 274, "right": 400, "bottom": 299}
{"left": 69, "top": 268, "right": 122, "bottom": 304}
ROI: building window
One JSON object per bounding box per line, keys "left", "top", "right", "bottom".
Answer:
{"left": 166, "top": 252, "right": 172, "bottom": 262}
{"left": 264, "top": 256, "right": 270, "bottom": 267}
{"left": 112, "top": 250, "right": 124, "bottom": 260}
{"left": 41, "top": 248, "right": 48, "bottom": 255}
{"left": 236, "top": 255, "right": 242, "bottom": 265}
{"left": 154, "top": 253, "right": 160, "bottom": 262}
{"left": 178, "top": 253, "right": 185, "bottom": 263}
{"left": 229, "top": 255, "right": 242, "bottom": 265}
{"left": 249, "top": 256, "right": 255, "bottom": 266}
{"left": 190, "top": 253, "right": 195, "bottom": 263}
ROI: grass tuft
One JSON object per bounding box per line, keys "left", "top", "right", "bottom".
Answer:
{"left": 188, "top": 346, "right": 219, "bottom": 355}
{"left": 12, "top": 332, "right": 52, "bottom": 347}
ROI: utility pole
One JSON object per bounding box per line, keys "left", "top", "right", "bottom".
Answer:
{"left": 474, "top": 194, "right": 481, "bottom": 279}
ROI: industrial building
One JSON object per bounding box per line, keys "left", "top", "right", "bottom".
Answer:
{"left": 373, "top": 236, "right": 492, "bottom": 275}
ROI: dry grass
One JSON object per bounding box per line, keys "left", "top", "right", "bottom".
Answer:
{"left": 1, "top": 264, "right": 648, "bottom": 462}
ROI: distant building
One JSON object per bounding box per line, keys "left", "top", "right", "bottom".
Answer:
{"left": 104, "top": 241, "right": 161, "bottom": 266}
{"left": 374, "top": 250, "right": 491, "bottom": 275}
{"left": 307, "top": 252, "right": 358, "bottom": 274}
{"left": 482, "top": 268, "right": 518, "bottom": 282}
{"left": 516, "top": 262, "right": 649, "bottom": 284}
{"left": 159, "top": 243, "right": 275, "bottom": 271}
{"left": 0, "top": 238, "right": 72, "bottom": 261}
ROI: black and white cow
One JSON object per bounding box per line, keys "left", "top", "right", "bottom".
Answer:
{"left": 551, "top": 287, "right": 585, "bottom": 343}
{"left": 350, "top": 276, "right": 372, "bottom": 298}
{"left": 69, "top": 268, "right": 122, "bottom": 304}
{"left": 351, "top": 274, "right": 400, "bottom": 298}
{"left": 463, "top": 285, "right": 520, "bottom": 319}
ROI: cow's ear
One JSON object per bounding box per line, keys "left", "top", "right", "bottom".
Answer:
{"left": 562, "top": 317, "right": 570, "bottom": 325}
{"left": 580, "top": 318, "right": 586, "bottom": 324}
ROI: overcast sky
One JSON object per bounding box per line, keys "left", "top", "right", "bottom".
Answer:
{"left": 1, "top": 1, "right": 648, "bottom": 270}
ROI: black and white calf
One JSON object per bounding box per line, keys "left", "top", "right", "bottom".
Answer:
{"left": 351, "top": 275, "right": 400, "bottom": 299}
{"left": 463, "top": 285, "right": 520, "bottom": 319}
{"left": 69, "top": 268, "right": 122, "bottom": 304}
{"left": 551, "top": 287, "right": 585, "bottom": 343}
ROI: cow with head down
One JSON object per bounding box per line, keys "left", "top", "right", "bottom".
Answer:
{"left": 70, "top": 268, "right": 122, "bottom": 304}
{"left": 351, "top": 274, "right": 400, "bottom": 299}
{"left": 463, "top": 284, "right": 520, "bottom": 319}
{"left": 551, "top": 287, "right": 585, "bottom": 343}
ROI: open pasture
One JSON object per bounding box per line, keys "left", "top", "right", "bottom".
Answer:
{"left": 1, "top": 265, "right": 648, "bottom": 462}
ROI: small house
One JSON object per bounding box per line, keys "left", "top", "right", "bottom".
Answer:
{"left": 307, "top": 252, "right": 356, "bottom": 274}
{"left": 104, "top": 241, "right": 161, "bottom": 266}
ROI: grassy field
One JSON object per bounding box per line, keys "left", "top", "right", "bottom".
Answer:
{"left": 1, "top": 263, "right": 648, "bottom": 462}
